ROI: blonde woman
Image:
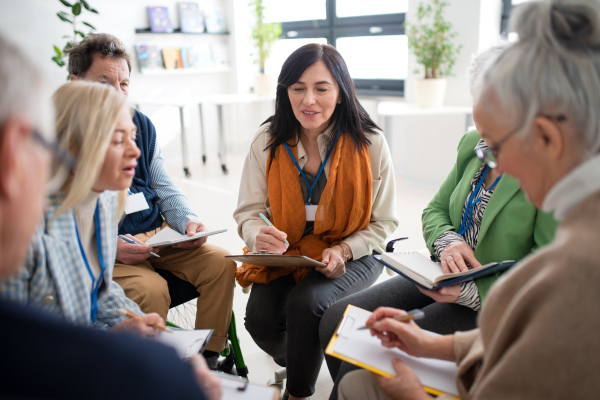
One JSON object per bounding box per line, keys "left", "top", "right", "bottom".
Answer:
{"left": 0, "top": 81, "right": 163, "bottom": 335}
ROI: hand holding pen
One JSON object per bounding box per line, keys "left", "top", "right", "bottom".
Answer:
{"left": 118, "top": 234, "right": 160, "bottom": 258}
{"left": 254, "top": 213, "right": 289, "bottom": 254}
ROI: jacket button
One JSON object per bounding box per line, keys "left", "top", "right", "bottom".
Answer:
{"left": 42, "top": 295, "right": 54, "bottom": 305}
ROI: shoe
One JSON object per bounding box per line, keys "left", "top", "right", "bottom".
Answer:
{"left": 203, "top": 350, "right": 219, "bottom": 370}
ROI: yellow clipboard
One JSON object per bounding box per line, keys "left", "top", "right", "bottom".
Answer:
{"left": 324, "top": 305, "right": 460, "bottom": 399}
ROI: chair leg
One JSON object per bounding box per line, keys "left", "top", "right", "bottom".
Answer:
{"left": 228, "top": 310, "right": 248, "bottom": 377}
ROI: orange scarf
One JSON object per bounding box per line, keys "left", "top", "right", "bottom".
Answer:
{"left": 235, "top": 132, "right": 373, "bottom": 288}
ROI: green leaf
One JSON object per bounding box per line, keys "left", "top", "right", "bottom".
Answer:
{"left": 58, "top": 0, "right": 73, "bottom": 7}
{"left": 72, "top": 2, "right": 81, "bottom": 15}
{"left": 82, "top": 21, "right": 96, "bottom": 30}
{"left": 80, "top": 0, "right": 91, "bottom": 10}
{"left": 51, "top": 56, "right": 65, "bottom": 67}
{"left": 56, "top": 12, "right": 72, "bottom": 23}
{"left": 74, "top": 30, "right": 85, "bottom": 38}
{"left": 62, "top": 35, "right": 71, "bottom": 38}
{"left": 90, "top": 8, "right": 98, "bottom": 14}
{"left": 53, "top": 45, "right": 62, "bottom": 57}
{"left": 64, "top": 42, "right": 73, "bottom": 49}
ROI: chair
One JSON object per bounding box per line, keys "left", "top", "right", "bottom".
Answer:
{"left": 155, "top": 269, "right": 248, "bottom": 377}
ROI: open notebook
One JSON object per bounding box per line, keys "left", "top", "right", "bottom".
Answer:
{"left": 326, "top": 305, "right": 459, "bottom": 398}
{"left": 378, "top": 252, "right": 515, "bottom": 289}
{"left": 145, "top": 227, "right": 227, "bottom": 247}
{"left": 155, "top": 328, "right": 213, "bottom": 360}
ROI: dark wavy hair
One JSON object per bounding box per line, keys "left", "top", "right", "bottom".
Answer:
{"left": 264, "top": 43, "right": 380, "bottom": 158}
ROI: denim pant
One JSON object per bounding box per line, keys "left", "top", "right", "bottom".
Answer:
{"left": 318, "top": 275, "right": 478, "bottom": 400}
{"left": 244, "top": 254, "right": 382, "bottom": 398}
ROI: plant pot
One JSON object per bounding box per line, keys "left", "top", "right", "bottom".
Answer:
{"left": 415, "top": 78, "right": 447, "bottom": 108}
{"left": 254, "top": 72, "right": 276, "bottom": 96}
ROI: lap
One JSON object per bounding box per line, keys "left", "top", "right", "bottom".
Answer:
{"left": 338, "top": 370, "right": 390, "bottom": 400}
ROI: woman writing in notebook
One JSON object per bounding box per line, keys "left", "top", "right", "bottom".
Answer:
{"left": 337, "top": 0, "right": 600, "bottom": 398}
{"left": 234, "top": 43, "right": 399, "bottom": 400}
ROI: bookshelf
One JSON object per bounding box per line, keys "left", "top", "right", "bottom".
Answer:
{"left": 139, "top": 66, "right": 230, "bottom": 76}
{"left": 135, "top": 28, "right": 229, "bottom": 35}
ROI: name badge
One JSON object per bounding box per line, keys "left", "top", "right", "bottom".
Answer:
{"left": 125, "top": 192, "right": 150, "bottom": 215}
{"left": 305, "top": 204, "right": 318, "bottom": 221}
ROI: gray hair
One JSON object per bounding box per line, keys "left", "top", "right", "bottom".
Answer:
{"left": 467, "top": 40, "right": 510, "bottom": 96}
{"left": 65, "top": 33, "right": 132, "bottom": 77}
{"left": 475, "top": 0, "right": 600, "bottom": 155}
{"left": 0, "top": 35, "right": 51, "bottom": 137}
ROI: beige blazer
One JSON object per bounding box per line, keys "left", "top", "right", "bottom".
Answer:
{"left": 233, "top": 124, "right": 399, "bottom": 260}
{"left": 439, "top": 189, "right": 600, "bottom": 399}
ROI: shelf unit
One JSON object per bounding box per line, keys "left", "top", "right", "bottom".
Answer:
{"left": 139, "top": 66, "right": 231, "bottom": 76}
{"left": 135, "top": 28, "right": 229, "bottom": 35}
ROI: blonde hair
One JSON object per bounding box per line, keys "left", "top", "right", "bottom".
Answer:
{"left": 52, "top": 81, "right": 128, "bottom": 220}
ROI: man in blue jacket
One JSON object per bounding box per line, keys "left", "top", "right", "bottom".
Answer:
{"left": 0, "top": 34, "right": 219, "bottom": 399}
{"left": 67, "top": 33, "right": 236, "bottom": 368}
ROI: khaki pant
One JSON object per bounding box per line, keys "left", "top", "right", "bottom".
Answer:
{"left": 338, "top": 370, "right": 391, "bottom": 400}
{"left": 113, "top": 222, "right": 236, "bottom": 352}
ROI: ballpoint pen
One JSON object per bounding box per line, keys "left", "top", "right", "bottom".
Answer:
{"left": 258, "top": 213, "right": 289, "bottom": 245}
{"left": 118, "top": 234, "right": 160, "bottom": 257}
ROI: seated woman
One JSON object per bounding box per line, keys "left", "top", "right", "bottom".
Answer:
{"left": 233, "top": 43, "right": 399, "bottom": 400}
{"left": 319, "top": 42, "right": 558, "bottom": 399}
{"left": 337, "top": 0, "right": 600, "bottom": 398}
{"left": 0, "top": 81, "right": 162, "bottom": 334}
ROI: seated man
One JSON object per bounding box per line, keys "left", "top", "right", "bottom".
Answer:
{"left": 0, "top": 34, "right": 219, "bottom": 400}
{"left": 66, "top": 33, "right": 236, "bottom": 366}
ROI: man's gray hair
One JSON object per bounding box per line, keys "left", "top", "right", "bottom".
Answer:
{"left": 65, "top": 33, "right": 132, "bottom": 77}
{"left": 0, "top": 34, "right": 50, "bottom": 136}
{"left": 475, "top": 0, "right": 600, "bottom": 155}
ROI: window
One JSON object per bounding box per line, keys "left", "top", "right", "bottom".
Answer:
{"left": 266, "top": 0, "right": 406, "bottom": 96}
{"left": 501, "top": 0, "right": 531, "bottom": 33}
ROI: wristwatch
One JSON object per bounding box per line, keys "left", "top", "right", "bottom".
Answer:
{"left": 340, "top": 242, "right": 350, "bottom": 262}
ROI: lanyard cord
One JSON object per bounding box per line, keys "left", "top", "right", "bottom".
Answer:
{"left": 283, "top": 128, "right": 342, "bottom": 204}
{"left": 457, "top": 166, "right": 502, "bottom": 236}
{"left": 74, "top": 201, "right": 107, "bottom": 324}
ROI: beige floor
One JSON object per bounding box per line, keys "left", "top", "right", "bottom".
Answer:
{"left": 165, "top": 153, "right": 437, "bottom": 400}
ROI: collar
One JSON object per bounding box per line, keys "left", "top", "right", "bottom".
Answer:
{"left": 542, "top": 154, "right": 600, "bottom": 221}
{"left": 296, "top": 124, "right": 336, "bottom": 163}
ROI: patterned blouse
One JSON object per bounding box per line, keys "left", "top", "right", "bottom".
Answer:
{"left": 433, "top": 139, "right": 499, "bottom": 311}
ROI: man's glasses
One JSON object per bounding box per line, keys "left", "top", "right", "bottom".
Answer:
{"left": 475, "top": 114, "right": 567, "bottom": 169}
{"left": 31, "top": 129, "right": 76, "bottom": 194}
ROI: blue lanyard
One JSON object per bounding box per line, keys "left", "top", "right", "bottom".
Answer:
{"left": 458, "top": 166, "right": 502, "bottom": 235}
{"left": 74, "top": 201, "right": 107, "bottom": 324}
{"left": 283, "top": 128, "right": 342, "bottom": 204}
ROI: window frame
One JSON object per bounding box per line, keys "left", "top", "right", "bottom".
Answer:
{"left": 500, "top": 0, "right": 514, "bottom": 33}
{"left": 276, "top": 0, "right": 406, "bottom": 96}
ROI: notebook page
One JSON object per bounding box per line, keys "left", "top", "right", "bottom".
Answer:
{"left": 334, "top": 306, "right": 458, "bottom": 396}
{"left": 382, "top": 252, "right": 445, "bottom": 284}
{"left": 145, "top": 227, "right": 187, "bottom": 246}
{"left": 155, "top": 329, "right": 212, "bottom": 359}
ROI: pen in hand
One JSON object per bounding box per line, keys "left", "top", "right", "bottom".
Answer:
{"left": 118, "top": 309, "right": 173, "bottom": 333}
{"left": 357, "top": 309, "right": 425, "bottom": 330}
{"left": 259, "top": 213, "right": 289, "bottom": 245}
{"left": 118, "top": 234, "right": 160, "bottom": 258}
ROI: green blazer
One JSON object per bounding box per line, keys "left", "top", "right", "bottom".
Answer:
{"left": 422, "top": 130, "right": 558, "bottom": 302}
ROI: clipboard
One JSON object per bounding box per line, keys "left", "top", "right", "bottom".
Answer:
{"left": 212, "top": 372, "right": 280, "bottom": 400}
{"left": 225, "top": 254, "right": 326, "bottom": 268}
{"left": 325, "top": 305, "right": 460, "bottom": 399}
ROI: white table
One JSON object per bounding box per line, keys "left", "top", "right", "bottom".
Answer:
{"left": 132, "top": 94, "right": 275, "bottom": 176}
{"left": 377, "top": 102, "right": 473, "bottom": 186}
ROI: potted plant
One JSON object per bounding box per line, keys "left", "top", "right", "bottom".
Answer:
{"left": 249, "top": 0, "right": 281, "bottom": 96}
{"left": 52, "top": 0, "right": 99, "bottom": 80}
{"left": 405, "top": 0, "right": 461, "bottom": 108}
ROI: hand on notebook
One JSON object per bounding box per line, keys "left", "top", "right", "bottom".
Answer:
{"left": 189, "top": 355, "right": 221, "bottom": 400}
{"left": 111, "top": 312, "right": 165, "bottom": 337}
{"left": 374, "top": 358, "right": 431, "bottom": 400}
{"left": 317, "top": 246, "right": 346, "bottom": 279}
{"left": 440, "top": 241, "right": 482, "bottom": 273}
{"left": 417, "top": 284, "right": 460, "bottom": 303}
{"left": 255, "top": 226, "right": 289, "bottom": 253}
{"left": 116, "top": 234, "right": 159, "bottom": 265}
{"left": 172, "top": 221, "right": 207, "bottom": 249}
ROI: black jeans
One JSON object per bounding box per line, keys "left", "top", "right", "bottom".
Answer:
{"left": 318, "top": 275, "right": 478, "bottom": 400}
{"left": 244, "top": 254, "right": 382, "bottom": 398}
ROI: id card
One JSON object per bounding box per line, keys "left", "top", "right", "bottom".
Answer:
{"left": 125, "top": 192, "right": 150, "bottom": 214}
{"left": 305, "top": 204, "right": 318, "bottom": 221}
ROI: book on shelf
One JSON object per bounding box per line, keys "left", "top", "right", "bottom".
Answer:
{"left": 147, "top": 6, "right": 173, "bottom": 33}
{"left": 162, "top": 48, "right": 183, "bottom": 69}
{"left": 180, "top": 47, "right": 195, "bottom": 68}
{"left": 377, "top": 252, "right": 515, "bottom": 290}
{"left": 204, "top": 7, "right": 227, "bottom": 33}
{"left": 191, "top": 44, "right": 215, "bottom": 69}
{"left": 135, "top": 43, "right": 164, "bottom": 72}
{"left": 178, "top": 2, "right": 205, "bottom": 33}
{"left": 211, "top": 43, "right": 229, "bottom": 67}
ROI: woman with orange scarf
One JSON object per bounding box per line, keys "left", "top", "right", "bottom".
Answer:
{"left": 234, "top": 44, "right": 399, "bottom": 400}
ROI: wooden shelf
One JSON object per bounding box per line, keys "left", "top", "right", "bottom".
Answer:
{"left": 138, "top": 66, "right": 231, "bottom": 76}
{"left": 135, "top": 28, "right": 229, "bottom": 35}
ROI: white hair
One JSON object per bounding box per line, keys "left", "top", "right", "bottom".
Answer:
{"left": 0, "top": 35, "right": 52, "bottom": 140}
{"left": 467, "top": 40, "right": 510, "bottom": 96}
{"left": 475, "top": 0, "right": 600, "bottom": 155}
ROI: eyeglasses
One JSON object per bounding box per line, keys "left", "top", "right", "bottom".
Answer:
{"left": 31, "top": 129, "right": 76, "bottom": 194}
{"left": 475, "top": 114, "right": 567, "bottom": 169}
